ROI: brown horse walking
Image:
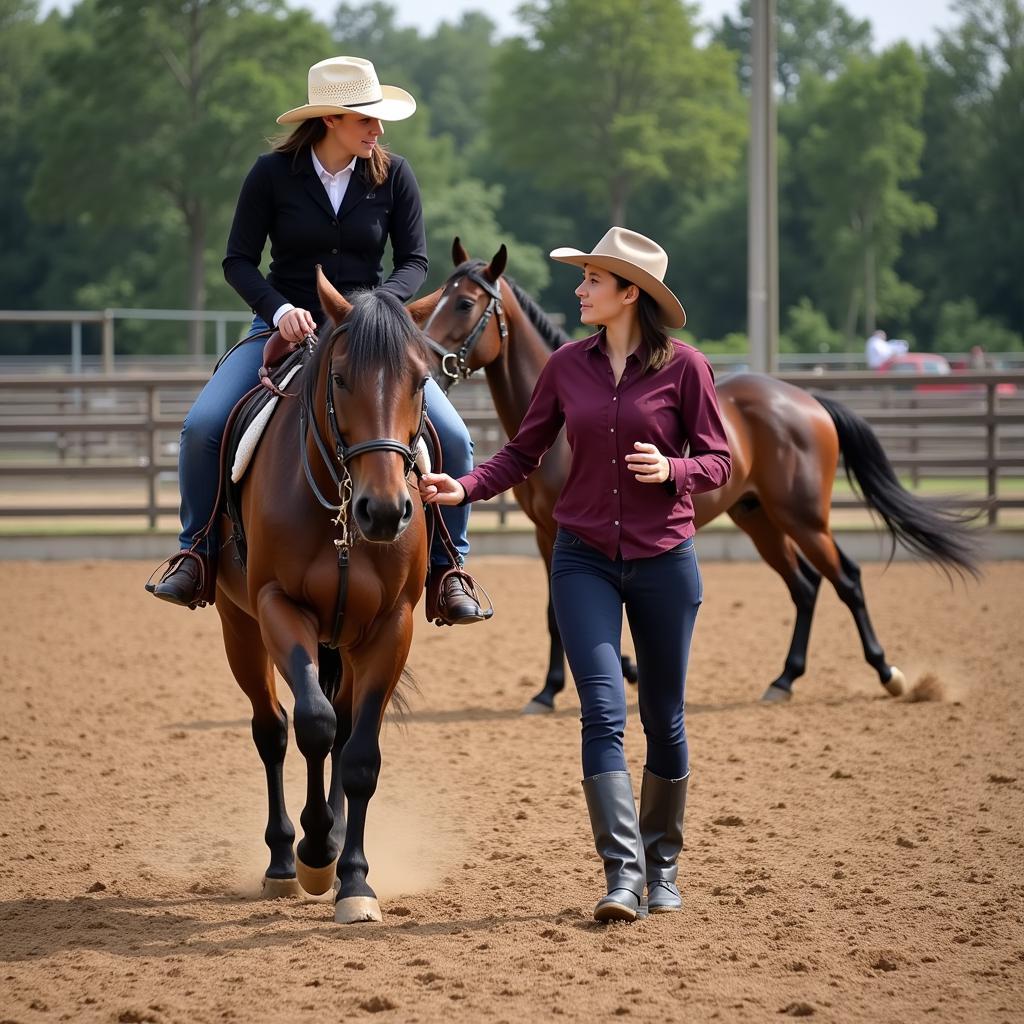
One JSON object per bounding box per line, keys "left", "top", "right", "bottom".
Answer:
{"left": 423, "top": 241, "right": 979, "bottom": 710}
{"left": 214, "top": 272, "right": 431, "bottom": 923}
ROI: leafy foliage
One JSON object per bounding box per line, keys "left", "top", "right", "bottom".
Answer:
{"left": 0, "top": 0, "right": 1021, "bottom": 358}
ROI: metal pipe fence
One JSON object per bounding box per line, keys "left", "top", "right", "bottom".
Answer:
{"left": 0, "top": 369, "right": 1022, "bottom": 529}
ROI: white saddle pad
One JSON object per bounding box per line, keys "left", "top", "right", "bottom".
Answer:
{"left": 231, "top": 366, "right": 301, "bottom": 483}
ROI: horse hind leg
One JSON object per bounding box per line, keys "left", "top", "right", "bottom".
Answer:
{"left": 217, "top": 594, "right": 300, "bottom": 896}
{"left": 787, "top": 524, "right": 905, "bottom": 698}
{"left": 325, "top": 646, "right": 352, "bottom": 867}
{"left": 730, "top": 502, "right": 821, "bottom": 702}
{"left": 523, "top": 595, "right": 565, "bottom": 714}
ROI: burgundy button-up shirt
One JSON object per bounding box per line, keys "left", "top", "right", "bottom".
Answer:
{"left": 458, "top": 331, "right": 732, "bottom": 560}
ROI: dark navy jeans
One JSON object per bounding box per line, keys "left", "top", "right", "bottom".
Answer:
{"left": 550, "top": 528, "right": 702, "bottom": 780}
{"left": 177, "top": 316, "right": 472, "bottom": 564}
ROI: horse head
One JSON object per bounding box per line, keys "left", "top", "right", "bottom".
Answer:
{"left": 421, "top": 238, "right": 509, "bottom": 389}
{"left": 312, "top": 268, "right": 430, "bottom": 543}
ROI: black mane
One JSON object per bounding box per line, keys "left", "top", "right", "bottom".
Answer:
{"left": 456, "top": 260, "right": 569, "bottom": 351}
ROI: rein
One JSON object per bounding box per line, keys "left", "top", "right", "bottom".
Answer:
{"left": 297, "top": 321, "right": 428, "bottom": 647}
{"left": 422, "top": 268, "right": 508, "bottom": 392}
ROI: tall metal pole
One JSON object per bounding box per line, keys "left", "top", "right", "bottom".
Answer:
{"left": 747, "top": 0, "right": 779, "bottom": 373}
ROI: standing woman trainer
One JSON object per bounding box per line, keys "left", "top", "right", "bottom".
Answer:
{"left": 421, "top": 228, "right": 731, "bottom": 921}
{"left": 148, "top": 56, "right": 486, "bottom": 625}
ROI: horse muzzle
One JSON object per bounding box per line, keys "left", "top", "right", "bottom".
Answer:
{"left": 353, "top": 492, "right": 414, "bottom": 543}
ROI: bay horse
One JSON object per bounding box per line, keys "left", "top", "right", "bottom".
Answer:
{"left": 423, "top": 240, "right": 979, "bottom": 710}
{"left": 213, "top": 270, "right": 431, "bottom": 923}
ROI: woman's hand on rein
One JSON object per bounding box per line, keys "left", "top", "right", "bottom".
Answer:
{"left": 278, "top": 307, "right": 317, "bottom": 343}
{"left": 625, "top": 441, "right": 671, "bottom": 484}
{"left": 419, "top": 472, "right": 466, "bottom": 506}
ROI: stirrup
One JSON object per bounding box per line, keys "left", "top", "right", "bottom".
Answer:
{"left": 145, "top": 549, "right": 210, "bottom": 609}
{"left": 426, "top": 565, "right": 494, "bottom": 627}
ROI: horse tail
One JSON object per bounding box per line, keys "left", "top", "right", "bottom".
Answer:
{"left": 813, "top": 393, "right": 981, "bottom": 577}
{"left": 318, "top": 644, "right": 343, "bottom": 703}
{"left": 318, "top": 646, "right": 419, "bottom": 723}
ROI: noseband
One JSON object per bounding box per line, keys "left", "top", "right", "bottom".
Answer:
{"left": 422, "top": 269, "right": 508, "bottom": 391}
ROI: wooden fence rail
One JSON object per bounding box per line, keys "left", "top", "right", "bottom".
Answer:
{"left": 1, "top": 370, "right": 1023, "bottom": 529}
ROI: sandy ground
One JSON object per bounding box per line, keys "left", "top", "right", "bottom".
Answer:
{"left": 0, "top": 556, "right": 1022, "bottom": 1024}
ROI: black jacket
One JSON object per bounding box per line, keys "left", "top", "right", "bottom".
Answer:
{"left": 222, "top": 148, "right": 428, "bottom": 327}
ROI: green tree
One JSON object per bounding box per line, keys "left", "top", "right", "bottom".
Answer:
{"left": 713, "top": 0, "right": 873, "bottom": 98}
{"left": 331, "top": 3, "right": 496, "bottom": 150}
{"left": 781, "top": 297, "right": 844, "bottom": 353}
{"left": 904, "top": 0, "right": 1024, "bottom": 342}
{"left": 488, "top": 0, "right": 745, "bottom": 225}
{"left": 933, "top": 298, "right": 1022, "bottom": 353}
{"left": 29, "top": 0, "right": 332, "bottom": 354}
{"left": 795, "top": 45, "right": 935, "bottom": 340}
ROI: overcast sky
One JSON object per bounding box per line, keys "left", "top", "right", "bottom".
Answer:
{"left": 42, "top": 0, "right": 961, "bottom": 49}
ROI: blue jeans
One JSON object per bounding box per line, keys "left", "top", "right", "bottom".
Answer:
{"left": 177, "top": 317, "right": 472, "bottom": 565}
{"left": 550, "top": 529, "right": 703, "bottom": 780}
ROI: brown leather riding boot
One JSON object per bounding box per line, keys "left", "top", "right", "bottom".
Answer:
{"left": 425, "top": 566, "right": 492, "bottom": 626}
{"left": 146, "top": 551, "right": 208, "bottom": 609}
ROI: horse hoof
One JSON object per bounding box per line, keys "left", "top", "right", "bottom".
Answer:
{"left": 760, "top": 684, "right": 792, "bottom": 704}
{"left": 261, "top": 875, "right": 303, "bottom": 899}
{"left": 883, "top": 667, "right": 906, "bottom": 698}
{"left": 335, "top": 896, "right": 382, "bottom": 924}
{"left": 296, "top": 856, "right": 338, "bottom": 896}
{"left": 522, "top": 699, "right": 555, "bottom": 716}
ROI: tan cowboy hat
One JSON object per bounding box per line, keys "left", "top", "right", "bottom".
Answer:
{"left": 550, "top": 227, "right": 686, "bottom": 329}
{"left": 277, "top": 56, "right": 417, "bottom": 124}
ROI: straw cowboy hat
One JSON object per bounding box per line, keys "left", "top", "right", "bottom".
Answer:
{"left": 277, "top": 56, "right": 417, "bottom": 124}
{"left": 550, "top": 227, "right": 686, "bottom": 329}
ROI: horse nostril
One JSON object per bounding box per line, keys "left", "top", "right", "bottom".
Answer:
{"left": 355, "top": 496, "right": 371, "bottom": 523}
{"left": 402, "top": 498, "right": 413, "bottom": 522}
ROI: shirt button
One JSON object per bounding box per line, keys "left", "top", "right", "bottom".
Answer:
{"left": 331, "top": 247, "right": 338, "bottom": 254}
{"left": 613, "top": 489, "right": 618, "bottom": 494}
{"left": 610, "top": 428, "right": 614, "bottom": 433}
{"left": 614, "top": 520, "right": 619, "bottom": 526}
{"left": 611, "top": 458, "right": 616, "bottom": 464}
{"left": 613, "top": 397, "right": 617, "bottom": 401}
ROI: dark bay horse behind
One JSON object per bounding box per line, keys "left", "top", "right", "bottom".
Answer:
{"left": 424, "top": 241, "right": 979, "bottom": 709}
{"left": 214, "top": 271, "right": 430, "bottom": 923}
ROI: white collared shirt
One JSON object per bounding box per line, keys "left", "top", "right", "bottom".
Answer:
{"left": 311, "top": 149, "right": 357, "bottom": 214}
{"left": 272, "top": 150, "right": 357, "bottom": 327}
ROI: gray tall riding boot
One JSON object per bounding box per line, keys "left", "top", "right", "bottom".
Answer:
{"left": 639, "top": 768, "right": 689, "bottom": 913}
{"left": 582, "top": 771, "right": 646, "bottom": 922}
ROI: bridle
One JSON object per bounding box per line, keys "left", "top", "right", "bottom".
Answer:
{"left": 298, "top": 321, "right": 427, "bottom": 538}
{"left": 422, "top": 268, "right": 508, "bottom": 392}
{"left": 296, "top": 319, "right": 428, "bottom": 648}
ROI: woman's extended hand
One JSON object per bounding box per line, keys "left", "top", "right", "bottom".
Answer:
{"left": 625, "top": 441, "right": 671, "bottom": 484}
{"left": 278, "top": 307, "right": 317, "bottom": 343}
{"left": 419, "top": 472, "right": 466, "bottom": 505}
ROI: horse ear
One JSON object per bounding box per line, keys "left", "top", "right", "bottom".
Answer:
{"left": 483, "top": 244, "right": 508, "bottom": 284}
{"left": 452, "top": 236, "right": 470, "bottom": 267}
{"left": 407, "top": 286, "right": 444, "bottom": 328}
{"left": 316, "top": 265, "right": 351, "bottom": 323}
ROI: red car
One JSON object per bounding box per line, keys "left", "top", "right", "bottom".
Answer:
{"left": 878, "top": 352, "right": 1016, "bottom": 394}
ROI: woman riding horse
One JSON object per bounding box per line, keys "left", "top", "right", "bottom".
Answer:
{"left": 148, "top": 55, "right": 485, "bottom": 626}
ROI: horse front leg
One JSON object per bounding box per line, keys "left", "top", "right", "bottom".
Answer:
{"left": 334, "top": 605, "right": 413, "bottom": 924}
{"left": 216, "top": 592, "right": 300, "bottom": 896}
{"left": 257, "top": 586, "right": 339, "bottom": 896}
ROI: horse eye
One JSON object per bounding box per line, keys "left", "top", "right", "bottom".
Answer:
{"left": 457, "top": 298, "right": 475, "bottom": 312}
{"left": 331, "top": 373, "right": 346, "bottom": 389}
{"left": 416, "top": 375, "right": 428, "bottom": 393}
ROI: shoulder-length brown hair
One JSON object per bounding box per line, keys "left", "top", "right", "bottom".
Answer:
{"left": 271, "top": 117, "right": 391, "bottom": 188}
{"left": 612, "top": 272, "right": 674, "bottom": 373}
